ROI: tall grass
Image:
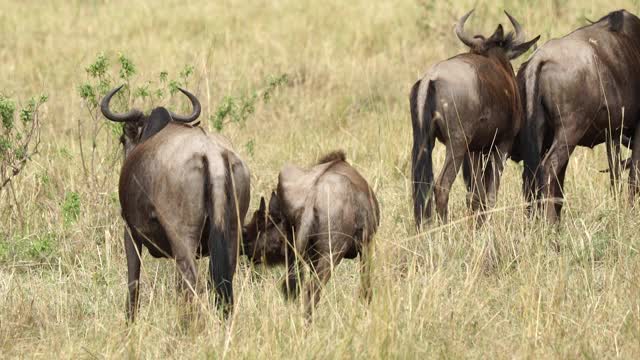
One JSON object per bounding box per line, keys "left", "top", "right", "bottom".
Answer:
{"left": 1, "top": 0, "right": 640, "bottom": 358}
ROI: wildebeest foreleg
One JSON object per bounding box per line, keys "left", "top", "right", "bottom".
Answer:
{"left": 124, "top": 227, "right": 142, "bottom": 323}
{"left": 281, "top": 257, "right": 304, "bottom": 299}
{"left": 435, "top": 147, "right": 465, "bottom": 222}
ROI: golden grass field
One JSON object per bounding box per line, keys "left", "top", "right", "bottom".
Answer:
{"left": 2, "top": 0, "right": 640, "bottom": 358}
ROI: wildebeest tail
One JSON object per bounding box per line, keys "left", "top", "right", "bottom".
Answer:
{"left": 317, "top": 150, "right": 346, "bottom": 164}
{"left": 203, "top": 154, "right": 234, "bottom": 313}
{"left": 517, "top": 58, "right": 545, "bottom": 204}
{"left": 410, "top": 79, "right": 435, "bottom": 228}
{"left": 294, "top": 203, "right": 314, "bottom": 259}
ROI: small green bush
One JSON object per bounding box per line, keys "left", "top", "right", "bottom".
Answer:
{"left": 0, "top": 93, "right": 47, "bottom": 192}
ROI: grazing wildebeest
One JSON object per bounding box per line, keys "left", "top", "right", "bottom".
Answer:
{"left": 101, "top": 85, "right": 250, "bottom": 321}
{"left": 411, "top": 10, "right": 540, "bottom": 227}
{"left": 242, "top": 151, "right": 379, "bottom": 320}
{"left": 516, "top": 9, "right": 640, "bottom": 222}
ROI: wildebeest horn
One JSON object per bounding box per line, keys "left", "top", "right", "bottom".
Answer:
{"left": 169, "top": 87, "right": 201, "bottom": 123}
{"left": 504, "top": 11, "right": 525, "bottom": 45}
{"left": 455, "top": 10, "right": 483, "bottom": 49}
{"left": 101, "top": 85, "right": 143, "bottom": 122}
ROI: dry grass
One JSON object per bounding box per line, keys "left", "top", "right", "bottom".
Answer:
{"left": 2, "top": 0, "right": 640, "bottom": 358}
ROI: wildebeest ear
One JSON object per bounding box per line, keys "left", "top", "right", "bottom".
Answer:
{"left": 268, "top": 191, "right": 281, "bottom": 216}
{"left": 506, "top": 35, "right": 540, "bottom": 60}
{"left": 488, "top": 24, "right": 504, "bottom": 43}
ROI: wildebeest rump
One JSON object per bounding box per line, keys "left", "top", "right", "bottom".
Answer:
{"left": 243, "top": 151, "right": 379, "bottom": 320}
{"left": 101, "top": 85, "right": 250, "bottom": 321}
{"left": 411, "top": 10, "right": 539, "bottom": 228}
{"left": 515, "top": 10, "right": 640, "bottom": 221}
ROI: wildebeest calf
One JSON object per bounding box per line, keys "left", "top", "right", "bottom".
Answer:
{"left": 243, "top": 151, "right": 379, "bottom": 320}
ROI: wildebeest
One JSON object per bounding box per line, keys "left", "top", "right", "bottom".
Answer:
{"left": 101, "top": 85, "right": 250, "bottom": 321}
{"left": 242, "top": 151, "right": 379, "bottom": 320}
{"left": 516, "top": 9, "right": 640, "bottom": 222}
{"left": 411, "top": 10, "right": 539, "bottom": 227}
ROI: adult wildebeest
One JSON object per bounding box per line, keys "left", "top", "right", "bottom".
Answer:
{"left": 242, "top": 151, "right": 379, "bottom": 321}
{"left": 516, "top": 9, "right": 640, "bottom": 222}
{"left": 411, "top": 10, "right": 540, "bottom": 228}
{"left": 101, "top": 85, "right": 250, "bottom": 321}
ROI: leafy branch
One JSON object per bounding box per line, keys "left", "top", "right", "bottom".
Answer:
{"left": 211, "top": 73, "right": 289, "bottom": 132}
{"left": 0, "top": 93, "right": 48, "bottom": 191}
{"left": 77, "top": 53, "right": 195, "bottom": 189}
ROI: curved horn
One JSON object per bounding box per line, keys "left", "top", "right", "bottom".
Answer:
{"left": 169, "top": 87, "right": 201, "bottom": 123}
{"left": 100, "top": 85, "right": 143, "bottom": 122}
{"left": 504, "top": 11, "right": 525, "bottom": 45}
{"left": 455, "top": 9, "right": 483, "bottom": 48}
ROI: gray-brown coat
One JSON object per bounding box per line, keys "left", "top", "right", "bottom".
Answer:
{"left": 411, "top": 10, "right": 539, "bottom": 228}
{"left": 102, "top": 85, "right": 250, "bottom": 321}
{"left": 515, "top": 9, "right": 640, "bottom": 222}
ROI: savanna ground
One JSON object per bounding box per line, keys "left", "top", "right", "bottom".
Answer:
{"left": 2, "top": 0, "right": 640, "bottom": 358}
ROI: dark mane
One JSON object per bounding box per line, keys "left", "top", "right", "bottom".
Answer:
{"left": 502, "top": 31, "right": 516, "bottom": 49}
{"left": 472, "top": 29, "right": 516, "bottom": 54}
{"left": 317, "top": 150, "right": 347, "bottom": 164}
{"left": 486, "top": 30, "right": 516, "bottom": 50}
{"left": 594, "top": 9, "right": 625, "bottom": 32}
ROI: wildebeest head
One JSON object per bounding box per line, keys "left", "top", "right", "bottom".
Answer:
{"left": 242, "top": 191, "right": 289, "bottom": 265}
{"left": 101, "top": 85, "right": 201, "bottom": 156}
{"left": 455, "top": 10, "right": 540, "bottom": 60}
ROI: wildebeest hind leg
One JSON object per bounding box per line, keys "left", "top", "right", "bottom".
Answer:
{"left": 434, "top": 147, "right": 465, "bottom": 222}
{"left": 464, "top": 152, "right": 486, "bottom": 214}
{"left": 553, "top": 163, "right": 568, "bottom": 217}
{"left": 358, "top": 234, "right": 374, "bottom": 304}
{"left": 479, "top": 150, "right": 507, "bottom": 226}
{"left": 605, "top": 130, "right": 623, "bottom": 191}
{"left": 541, "top": 134, "right": 576, "bottom": 222}
{"left": 124, "top": 227, "right": 143, "bottom": 323}
{"left": 628, "top": 125, "right": 640, "bottom": 204}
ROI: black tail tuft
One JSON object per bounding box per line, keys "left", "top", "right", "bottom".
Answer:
{"left": 203, "top": 155, "right": 234, "bottom": 316}
{"left": 410, "top": 79, "right": 435, "bottom": 228}
{"left": 317, "top": 150, "right": 347, "bottom": 164}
